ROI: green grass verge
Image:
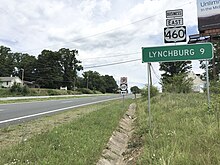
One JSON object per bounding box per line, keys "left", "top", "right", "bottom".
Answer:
{"left": 135, "top": 93, "right": 220, "bottom": 165}
{"left": 0, "top": 99, "right": 132, "bottom": 164}
{"left": 0, "top": 96, "right": 87, "bottom": 104}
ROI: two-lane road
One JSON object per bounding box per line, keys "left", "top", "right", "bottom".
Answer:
{"left": 0, "top": 94, "right": 128, "bottom": 127}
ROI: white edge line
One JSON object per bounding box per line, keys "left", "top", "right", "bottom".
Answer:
{"left": 0, "top": 97, "right": 120, "bottom": 124}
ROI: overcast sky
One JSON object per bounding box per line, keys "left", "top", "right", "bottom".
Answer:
{"left": 0, "top": 0, "right": 201, "bottom": 90}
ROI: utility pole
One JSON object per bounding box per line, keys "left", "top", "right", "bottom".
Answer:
{"left": 86, "top": 75, "right": 89, "bottom": 89}
{"left": 21, "top": 68, "right": 24, "bottom": 86}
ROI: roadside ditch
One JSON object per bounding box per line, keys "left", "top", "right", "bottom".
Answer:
{"left": 97, "top": 103, "right": 140, "bottom": 165}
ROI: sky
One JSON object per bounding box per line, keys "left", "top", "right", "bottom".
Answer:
{"left": 0, "top": 0, "right": 202, "bottom": 90}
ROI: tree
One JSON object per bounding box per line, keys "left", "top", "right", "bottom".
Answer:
{"left": 35, "top": 48, "right": 83, "bottom": 89}
{"left": 36, "top": 50, "right": 63, "bottom": 89}
{"left": 130, "top": 86, "right": 141, "bottom": 99}
{"left": 58, "top": 48, "right": 83, "bottom": 90}
{"left": 102, "top": 75, "right": 118, "bottom": 93}
{"left": 82, "top": 71, "right": 106, "bottom": 93}
{"left": 0, "top": 46, "right": 15, "bottom": 76}
{"left": 81, "top": 71, "right": 118, "bottom": 93}
{"left": 200, "top": 41, "right": 220, "bottom": 81}
{"left": 13, "top": 52, "right": 37, "bottom": 82}
{"left": 159, "top": 61, "right": 192, "bottom": 92}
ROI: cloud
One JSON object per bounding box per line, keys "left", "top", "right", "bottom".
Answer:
{"left": 0, "top": 0, "right": 201, "bottom": 88}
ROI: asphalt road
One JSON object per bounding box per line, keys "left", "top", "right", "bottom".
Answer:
{"left": 0, "top": 94, "right": 129, "bottom": 127}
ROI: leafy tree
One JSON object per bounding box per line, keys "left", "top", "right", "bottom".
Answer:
{"left": 82, "top": 71, "right": 106, "bottom": 93}
{"left": 159, "top": 61, "right": 192, "bottom": 92}
{"left": 35, "top": 48, "right": 82, "bottom": 89}
{"left": 102, "top": 75, "right": 118, "bottom": 93}
{"left": 200, "top": 41, "right": 220, "bottom": 81}
{"left": 81, "top": 71, "right": 117, "bottom": 93}
{"left": 130, "top": 86, "right": 141, "bottom": 99}
{"left": 36, "top": 50, "right": 63, "bottom": 89}
{"left": 13, "top": 52, "right": 37, "bottom": 82}
{"left": 0, "top": 46, "right": 15, "bottom": 76}
{"left": 58, "top": 48, "right": 83, "bottom": 90}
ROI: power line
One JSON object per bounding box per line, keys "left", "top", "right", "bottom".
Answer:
{"left": 81, "top": 52, "right": 140, "bottom": 60}
{"left": 22, "top": 58, "right": 141, "bottom": 71}
{"left": 18, "top": 1, "right": 193, "bottom": 54}
{"left": 84, "top": 58, "right": 141, "bottom": 69}
{"left": 150, "top": 64, "right": 161, "bottom": 82}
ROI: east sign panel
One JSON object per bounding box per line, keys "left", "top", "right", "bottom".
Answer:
{"left": 197, "top": 0, "right": 220, "bottom": 32}
{"left": 142, "top": 43, "right": 213, "bottom": 63}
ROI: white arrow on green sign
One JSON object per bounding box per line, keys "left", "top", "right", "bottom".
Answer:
{"left": 142, "top": 43, "right": 213, "bottom": 63}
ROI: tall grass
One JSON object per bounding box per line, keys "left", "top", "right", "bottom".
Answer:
{"left": 0, "top": 99, "right": 132, "bottom": 164}
{"left": 135, "top": 93, "right": 220, "bottom": 165}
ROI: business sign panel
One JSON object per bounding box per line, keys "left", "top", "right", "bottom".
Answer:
{"left": 166, "top": 9, "right": 183, "bottom": 18}
{"left": 142, "top": 43, "right": 213, "bottom": 63}
{"left": 197, "top": 0, "right": 220, "bottom": 32}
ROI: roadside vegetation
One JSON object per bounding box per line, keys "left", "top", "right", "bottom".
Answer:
{"left": 0, "top": 99, "right": 132, "bottom": 164}
{"left": 131, "top": 93, "right": 220, "bottom": 164}
{"left": 0, "top": 84, "right": 106, "bottom": 98}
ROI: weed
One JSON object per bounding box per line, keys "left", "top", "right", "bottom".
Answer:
{"left": 136, "top": 93, "right": 220, "bottom": 164}
{"left": 0, "top": 99, "right": 132, "bottom": 164}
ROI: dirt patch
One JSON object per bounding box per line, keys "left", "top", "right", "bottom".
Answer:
{"left": 97, "top": 103, "right": 137, "bottom": 165}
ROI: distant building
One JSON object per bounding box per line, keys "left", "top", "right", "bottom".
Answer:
{"left": 0, "top": 76, "right": 22, "bottom": 88}
{"left": 187, "top": 71, "right": 205, "bottom": 93}
{"left": 60, "top": 86, "right": 67, "bottom": 90}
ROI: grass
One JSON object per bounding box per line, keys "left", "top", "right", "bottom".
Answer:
{"left": 133, "top": 93, "right": 220, "bottom": 165}
{"left": 0, "top": 95, "right": 88, "bottom": 104}
{"left": 0, "top": 98, "right": 132, "bottom": 164}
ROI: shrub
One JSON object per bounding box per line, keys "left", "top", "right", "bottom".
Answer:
{"left": 10, "top": 84, "right": 22, "bottom": 93}
{"left": 210, "top": 81, "right": 220, "bottom": 94}
{"left": 9, "top": 84, "right": 31, "bottom": 96}
{"left": 141, "top": 85, "right": 159, "bottom": 98}
{"left": 21, "top": 85, "right": 30, "bottom": 95}
{"left": 47, "top": 89, "right": 60, "bottom": 96}
{"left": 162, "top": 74, "right": 193, "bottom": 93}
{"left": 77, "top": 88, "right": 94, "bottom": 94}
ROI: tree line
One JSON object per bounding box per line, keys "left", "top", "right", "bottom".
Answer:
{"left": 1, "top": 39, "right": 219, "bottom": 94}
{"left": 0, "top": 46, "right": 118, "bottom": 93}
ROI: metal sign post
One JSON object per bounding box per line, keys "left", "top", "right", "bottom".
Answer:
{"left": 121, "top": 91, "right": 126, "bottom": 108}
{"left": 206, "top": 60, "right": 211, "bottom": 110}
{"left": 147, "top": 63, "right": 151, "bottom": 130}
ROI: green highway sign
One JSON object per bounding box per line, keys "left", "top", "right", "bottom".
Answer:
{"left": 142, "top": 43, "right": 213, "bottom": 63}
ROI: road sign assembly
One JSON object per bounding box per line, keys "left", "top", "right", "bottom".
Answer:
{"left": 120, "top": 77, "right": 128, "bottom": 91}
{"left": 164, "top": 9, "right": 185, "bottom": 43}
